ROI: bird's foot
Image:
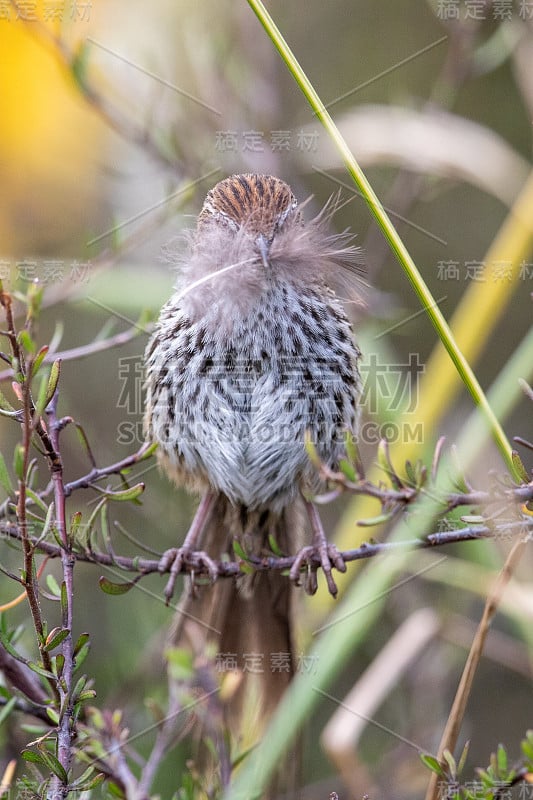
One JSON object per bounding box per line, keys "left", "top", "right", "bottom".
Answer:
{"left": 289, "top": 541, "right": 346, "bottom": 597}
{"left": 290, "top": 498, "right": 347, "bottom": 597}
{"left": 159, "top": 547, "right": 218, "bottom": 604}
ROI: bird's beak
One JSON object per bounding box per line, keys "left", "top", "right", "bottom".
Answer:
{"left": 256, "top": 234, "right": 270, "bottom": 268}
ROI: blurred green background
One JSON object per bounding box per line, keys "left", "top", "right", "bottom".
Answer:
{"left": 1, "top": 1, "right": 532, "bottom": 797}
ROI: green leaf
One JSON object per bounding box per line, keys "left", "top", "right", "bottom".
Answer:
{"left": 98, "top": 577, "right": 135, "bottom": 595}
{"left": 139, "top": 441, "right": 158, "bottom": 461}
{"left": 17, "top": 329, "right": 35, "bottom": 355}
{"left": 73, "top": 642, "right": 90, "bottom": 672}
{"left": 44, "top": 359, "right": 61, "bottom": 407}
{"left": 46, "top": 573, "right": 61, "bottom": 598}
{"left": 0, "top": 695, "right": 17, "bottom": 726}
{"left": 24, "top": 487, "right": 49, "bottom": 515}
{"left": 13, "top": 443, "right": 25, "bottom": 480}
{"left": 457, "top": 740, "right": 470, "bottom": 775}
{"left": 78, "top": 689, "right": 97, "bottom": 702}
{"left": 43, "top": 627, "right": 70, "bottom": 652}
{"left": 232, "top": 538, "right": 250, "bottom": 561}
{"left": 70, "top": 511, "right": 82, "bottom": 540}
{"left": 71, "top": 40, "right": 92, "bottom": 92}
{"left": 521, "top": 730, "right": 533, "bottom": 762}
{"left": 404, "top": 460, "right": 417, "bottom": 486}
{"left": 71, "top": 675, "right": 87, "bottom": 701}
{"left": 60, "top": 582, "right": 68, "bottom": 617}
{"left": 419, "top": 753, "right": 445, "bottom": 777}
{"left": 357, "top": 510, "right": 396, "bottom": 527}
{"left": 46, "top": 707, "right": 60, "bottom": 725}
{"left": 73, "top": 633, "right": 90, "bottom": 657}
{"left": 0, "top": 630, "right": 25, "bottom": 663}
{"left": 338, "top": 458, "right": 356, "bottom": 481}
{"left": 38, "top": 749, "right": 68, "bottom": 783}
{"left": 0, "top": 385, "right": 16, "bottom": 413}
{"left": 33, "top": 367, "right": 51, "bottom": 418}
{"left": 71, "top": 767, "right": 105, "bottom": 791}
{"left": 0, "top": 451, "right": 13, "bottom": 495}
{"left": 27, "top": 662, "right": 56, "bottom": 681}
{"left": 21, "top": 749, "right": 47, "bottom": 767}
{"left": 53, "top": 654, "right": 65, "bottom": 679}
{"left": 511, "top": 450, "right": 529, "bottom": 484}
{"left": 442, "top": 749, "right": 457, "bottom": 777}
{"left": 31, "top": 345, "right": 49, "bottom": 377}
{"left": 96, "top": 482, "right": 145, "bottom": 502}
{"left": 496, "top": 743, "right": 507, "bottom": 775}
{"left": 268, "top": 533, "right": 283, "bottom": 556}
{"left": 108, "top": 780, "right": 126, "bottom": 798}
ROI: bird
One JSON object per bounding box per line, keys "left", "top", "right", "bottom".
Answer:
{"left": 143, "top": 172, "right": 362, "bottom": 764}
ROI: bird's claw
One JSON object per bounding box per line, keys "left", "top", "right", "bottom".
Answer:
{"left": 159, "top": 547, "right": 218, "bottom": 604}
{"left": 289, "top": 542, "right": 346, "bottom": 598}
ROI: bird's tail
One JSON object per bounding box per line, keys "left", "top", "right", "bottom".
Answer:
{"left": 168, "top": 494, "right": 302, "bottom": 781}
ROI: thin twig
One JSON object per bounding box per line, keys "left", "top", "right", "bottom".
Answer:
{"left": 424, "top": 533, "right": 530, "bottom": 800}
{"left": 0, "top": 324, "right": 148, "bottom": 383}
{"left": 2, "top": 519, "right": 530, "bottom": 582}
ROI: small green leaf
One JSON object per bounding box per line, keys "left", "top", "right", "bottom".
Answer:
{"left": 43, "top": 627, "right": 70, "bottom": 652}
{"left": 511, "top": 450, "right": 529, "bottom": 484}
{"left": 60, "top": 581, "right": 68, "bottom": 617}
{"left": 17, "top": 329, "right": 35, "bottom": 355}
{"left": 73, "top": 642, "right": 90, "bottom": 672}
{"left": 27, "top": 662, "right": 56, "bottom": 681}
{"left": 139, "top": 441, "right": 158, "bottom": 460}
{"left": 46, "top": 707, "right": 60, "bottom": 725}
{"left": 24, "top": 487, "right": 49, "bottom": 515}
{"left": 457, "top": 740, "right": 470, "bottom": 775}
{"left": 419, "top": 753, "right": 445, "bottom": 777}
{"left": 0, "top": 695, "right": 17, "bottom": 727}
{"left": 460, "top": 515, "right": 485, "bottom": 525}
{"left": 71, "top": 40, "right": 91, "bottom": 91}
{"left": 21, "top": 749, "right": 47, "bottom": 767}
{"left": 71, "top": 675, "right": 87, "bottom": 700}
{"left": 38, "top": 749, "right": 68, "bottom": 783}
{"left": 78, "top": 689, "right": 97, "bottom": 702}
{"left": 31, "top": 345, "right": 49, "bottom": 377}
{"left": 232, "top": 538, "right": 250, "bottom": 562}
{"left": 98, "top": 577, "right": 135, "bottom": 595}
{"left": 0, "top": 630, "right": 25, "bottom": 662}
{"left": 496, "top": 743, "right": 507, "bottom": 774}
{"left": 13, "top": 443, "right": 25, "bottom": 480}
{"left": 70, "top": 511, "right": 82, "bottom": 540}
{"left": 97, "top": 482, "right": 145, "bottom": 502}
{"left": 442, "top": 749, "right": 457, "bottom": 777}
{"left": 53, "top": 654, "right": 65, "bottom": 679}
{"left": 405, "top": 460, "right": 417, "bottom": 485}
{"left": 108, "top": 780, "right": 126, "bottom": 798}
{"left": 357, "top": 510, "right": 396, "bottom": 527}
{"left": 73, "top": 633, "right": 90, "bottom": 657}
{"left": 44, "top": 359, "right": 61, "bottom": 407}
{"left": 0, "top": 451, "right": 13, "bottom": 495}
{"left": 71, "top": 767, "right": 105, "bottom": 791}
{"left": 268, "top": 533, "right": 283, "bottom": 556}
{"left": 0, "top": 386, "right": 16, "bottom": 413}
{"left": 33, "top": 367, "right": 51, "bottom": 418}
{"left": 338, "top": 458, "right": 356, "bottom": 481}
{"left": 46, "top": 573, "right": 61, "bottom": 598}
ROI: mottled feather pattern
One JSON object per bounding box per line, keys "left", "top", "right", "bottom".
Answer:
{"left": 144, "top": 173, "right": 362, "bottom": 513}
